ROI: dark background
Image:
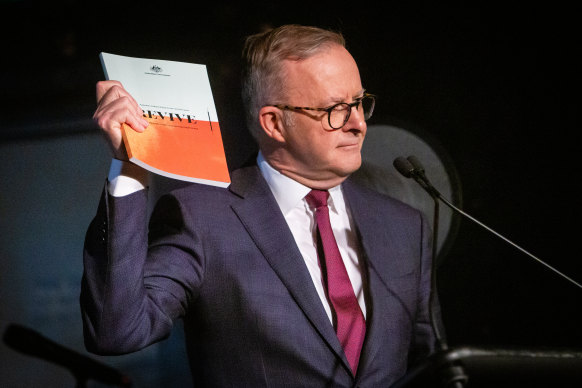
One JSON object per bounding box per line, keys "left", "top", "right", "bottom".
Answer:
{"left": 1, "top": 1, "right": 580, "bottom": 386}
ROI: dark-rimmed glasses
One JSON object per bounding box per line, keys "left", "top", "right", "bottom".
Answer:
{"left": 267, "top": 93, "right": 376, "bottom": 130}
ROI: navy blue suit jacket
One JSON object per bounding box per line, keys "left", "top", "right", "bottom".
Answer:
{"left": 81, "top": 165, "right": 436, "bottom": 387}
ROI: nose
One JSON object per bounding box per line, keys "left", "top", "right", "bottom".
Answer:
{"left": 343, "top": 103, "right": 367, "bottom": 133}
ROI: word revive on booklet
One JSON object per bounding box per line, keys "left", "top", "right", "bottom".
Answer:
{"left": 100, "top": 52, "right": 230, "bottom": 187}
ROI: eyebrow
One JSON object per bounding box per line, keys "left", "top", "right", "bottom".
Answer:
{"left": 326, "top": 89, "right": 366, "bottom": 105}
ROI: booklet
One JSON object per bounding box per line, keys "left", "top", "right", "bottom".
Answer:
{"left": 99, "top": 52, "right": 230, "bottom": 187}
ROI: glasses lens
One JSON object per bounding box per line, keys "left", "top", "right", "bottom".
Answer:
{"left": 329, "top": 103, "right": 350, "bottom": 129}
{"left": 361, "top": 95, "right": 375, "bottom": 120}
{"left": 327, "top": 96, "right": 375, "bottom": 129}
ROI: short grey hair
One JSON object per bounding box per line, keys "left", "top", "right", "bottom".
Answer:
{"left": 241, "top": 24, "right": 345, "bottom": 142}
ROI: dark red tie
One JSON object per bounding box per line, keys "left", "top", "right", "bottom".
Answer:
{"left": 305, "top": 189, "right": 366, "bottom": 375}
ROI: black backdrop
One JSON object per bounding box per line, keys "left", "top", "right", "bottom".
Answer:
{"left": 2, "top": 0, "right": 581, "bottom": 377}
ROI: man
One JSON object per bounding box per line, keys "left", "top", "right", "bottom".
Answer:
{"left": 82, "top": 24, "right": 437, "bottom": 387}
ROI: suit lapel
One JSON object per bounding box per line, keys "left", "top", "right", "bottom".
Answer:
{"left": 342, "top": 179, "right": 397, "bottom": 374}
{"left": 228, "top": 166, "right": 352, "bottom": 374}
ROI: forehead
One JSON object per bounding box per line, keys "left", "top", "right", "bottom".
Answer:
{"left": 281, "top": 44, "right": 363, "bottom": 104}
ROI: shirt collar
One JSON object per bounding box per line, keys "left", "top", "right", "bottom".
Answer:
{"left": 257, "top": 151, "right": 342, "bottom": 215}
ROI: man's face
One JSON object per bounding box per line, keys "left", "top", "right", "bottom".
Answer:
{"left": 272, "top": 44, "right": 367, "bottom": 189}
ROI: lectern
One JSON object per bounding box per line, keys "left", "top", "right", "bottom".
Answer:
{"left": 392, "top": 346, "right": 582, "bottom": 388}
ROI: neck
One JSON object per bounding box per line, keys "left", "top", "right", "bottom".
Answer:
{"left": 260, "top": 149, "right": 347, "bottom": 190}
{"left": 275, "top": 167, "right": 347, "bottom": 190}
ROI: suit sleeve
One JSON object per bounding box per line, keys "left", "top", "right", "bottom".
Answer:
{"left": 80, "top": 184, "right": 202, "bottom": 355}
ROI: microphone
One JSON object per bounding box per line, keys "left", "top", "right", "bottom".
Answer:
{"left": 394, "top": 156, "right": 439, "bottom": 197}
{"left": 393, "top": 155, "right": 582, "bottom": 289}
{"left": 395, "top": 156, "right": 447, "bottom": 350}
{"left": 393, "top": 156, "right": 415, "bottom": 178}
{"left": 3, "top": 324, "right": 132, "bottom": 387}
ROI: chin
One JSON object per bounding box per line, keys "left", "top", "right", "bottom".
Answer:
{"left": 335, "top": 157, "right": 362, "bottom": 177}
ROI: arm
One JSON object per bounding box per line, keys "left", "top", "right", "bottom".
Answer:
{"left": 81, "top": 82, "right": 191, "bottom": 355}
{"left": 81, "top": 186, "right": 165, "bottom": 354}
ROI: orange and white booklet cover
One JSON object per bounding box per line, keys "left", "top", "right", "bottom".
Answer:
{"left": 100, "top": 52, "right": 230, "bottom": 187}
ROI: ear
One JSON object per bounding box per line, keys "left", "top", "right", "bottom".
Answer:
{"left": 258, "top": 106, "right": 287, "bottom": 143}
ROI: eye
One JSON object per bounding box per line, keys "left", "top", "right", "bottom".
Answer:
{"left": 330, "top": 102, "right": 350, "bottom": 112}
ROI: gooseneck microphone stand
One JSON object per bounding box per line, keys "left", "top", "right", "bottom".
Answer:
{"left": 391, "top": 155, "right": 582, "bottom": 388}
{"left": 393, "top": 156, "right": 468, "bottom": 388}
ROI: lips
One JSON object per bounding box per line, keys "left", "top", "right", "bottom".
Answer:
{"left": 337, "top": 142, "right": 360, "bottom": 148}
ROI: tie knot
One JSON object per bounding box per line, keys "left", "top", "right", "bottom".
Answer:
{"left": 305, "top": 189, "right": 329, "bottom": 209}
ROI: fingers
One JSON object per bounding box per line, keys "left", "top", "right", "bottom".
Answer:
{"left": 95, "top": 80, "right": 145, "bottom": 126}
{"left": 94, "top": 94, "right": 148, "bottom": 133}
{"left": 93, "top": 81, "right": 149, "bottom": 159}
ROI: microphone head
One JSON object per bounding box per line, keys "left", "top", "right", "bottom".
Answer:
{"left": 407, "top": 155, "right": 425, "bottom": 174}
{"left": 393, "top": 157, "right": 415, "bottom": 178}
{"left": 3, "top": 324, "right": 132, "bottom": 387}
{"left": 3, "top": 324, "right": 47, "bottom": 357}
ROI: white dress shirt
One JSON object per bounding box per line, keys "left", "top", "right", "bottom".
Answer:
{"left": 257, "top": 152, "right": 366, "bottom": 323}
{"left": 107, "top": 154, "right": 367, "bottom": 323}
{"left": 107, "top": 158, "right": 149, "bottom": 197}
